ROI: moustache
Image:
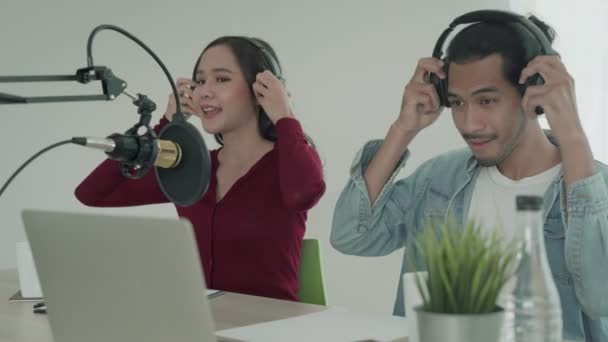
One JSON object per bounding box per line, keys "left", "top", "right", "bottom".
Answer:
{"left": 461, "top": 133, "right": 497, "bottom": 141}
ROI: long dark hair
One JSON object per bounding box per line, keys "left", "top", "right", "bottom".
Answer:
{"left": 192, "top": 36, "right": 314, "bottom": 147}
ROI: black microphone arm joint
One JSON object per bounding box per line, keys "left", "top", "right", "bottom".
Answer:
{"left": 116, "top": 92, "right": 159, "bottom": 179}
{"left": 125, "top": 93, "right": 157, "bottom": 134}
{"left": 75, "top": 66, "right": 127, "bottom": 101}
{"left": 133, "top": 94, "right": 156, "bottom": 116}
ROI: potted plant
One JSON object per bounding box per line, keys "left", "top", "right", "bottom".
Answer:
{"left": 411, "top": 218, "right": 517, "bottom": 342}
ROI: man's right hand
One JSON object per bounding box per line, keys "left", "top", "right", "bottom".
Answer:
{"left": 396, "top": 57, "right": 446, "bottom": 134}
{"left": 163, "top": 78, "right": 198, "bottom": 121}
{"left": 362, "top": 57, "right": 446, "bottom": 205}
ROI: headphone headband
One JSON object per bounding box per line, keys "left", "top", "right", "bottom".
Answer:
{"left": 191, "top": 36, "right": 283, "bottom": 82}
{"left": 432, "top": 10, "right": 556, "bottom": 60}
{"left": 429, "top": 10, "right": 555, "bottom": 114}
{"left": 239, "top": 36, "right": 283, "bottom": 80}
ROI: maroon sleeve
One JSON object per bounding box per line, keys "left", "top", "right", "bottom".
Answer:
{"left": 74, "top": 117, "right": 171, "bottom": 207}
{"left": 274, "top": 118, "right": 326, "bottom": 212}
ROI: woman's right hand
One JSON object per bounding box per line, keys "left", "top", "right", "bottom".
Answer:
{"left": 164, "top": 78, "right": 198, "bottom": 121}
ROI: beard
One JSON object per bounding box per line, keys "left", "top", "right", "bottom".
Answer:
{"left": 468, "top": 110, "right": 527, "bottom": 167}
{"left": 476, "top": 149, "right": 512, "bottom": 166}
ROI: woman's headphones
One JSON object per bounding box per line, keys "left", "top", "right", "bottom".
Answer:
{"left": 190, "top": 36, "right": 283, "bottom": 83}
{"left": 239, "top": 37, "right": 284, "bottom": 82}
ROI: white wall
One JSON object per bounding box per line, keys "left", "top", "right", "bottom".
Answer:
{"left": 511, "top": 0, "right": 608, "bottom": 163}
{"left": 0, "top": 0, "right": 507, "bottom": 314}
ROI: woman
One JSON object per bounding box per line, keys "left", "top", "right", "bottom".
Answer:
{"left": 75, "top": 36, "right": 325, "bottom": 301}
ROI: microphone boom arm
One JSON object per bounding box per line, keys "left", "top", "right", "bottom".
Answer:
{"left": 0, "top": 24, "right": 210, "bottom": 205}
{"left": 0, "top": 66, "right": 127, "bottom": 104}
{"left": 0, "top": 63, "right": 158, "bottom": 179}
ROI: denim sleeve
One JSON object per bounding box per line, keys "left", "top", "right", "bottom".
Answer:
{"left": 330, "top": 140, "right": 428, "bottom": 256}
{"left": 564, "top": 170, "right": 608, "bottom": 318}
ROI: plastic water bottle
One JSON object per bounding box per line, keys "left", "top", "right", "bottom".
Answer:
{"left": 503, "top": 195, "right": 563, "bottom": 341}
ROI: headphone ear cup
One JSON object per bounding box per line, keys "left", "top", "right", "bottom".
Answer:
{"left": 438, "top": 77, "right": 449, "bottom": 108}
{"left": 526, "top": 73, "right": 545, "bottom": 86}
{"left": 524, "top": 72, "right": 546, "bottom": 115}
{"left": 428, "top": 73, "right": 449, "bottom": 108}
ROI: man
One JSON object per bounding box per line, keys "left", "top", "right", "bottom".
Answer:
{"left": 331, "top": 11, "right": 608, "bottom": 341}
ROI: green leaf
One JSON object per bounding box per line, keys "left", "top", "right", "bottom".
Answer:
{"left": 413, "top": 217, "right": 517, "bottom": 314}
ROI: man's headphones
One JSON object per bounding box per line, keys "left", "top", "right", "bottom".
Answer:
{"left": 428, "top": 10, "right": 557, "bottom": 114}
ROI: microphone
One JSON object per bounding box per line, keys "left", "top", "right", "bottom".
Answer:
{"left": 71, "top": 135, "right": 182, "bottom": 169}
{"left": 72, "top": 117, "right": 211, "bottom": 207}
{"left": 0, "top": 25, "right": 212, "bottom": 206}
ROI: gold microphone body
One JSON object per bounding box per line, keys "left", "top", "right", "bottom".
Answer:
{"left": 154, "top": 140, "right": 182, "bottom": 168}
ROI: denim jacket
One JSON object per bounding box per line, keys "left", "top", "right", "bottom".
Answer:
{"left": 331, "top": 140, "right": 608, "bottom": 341}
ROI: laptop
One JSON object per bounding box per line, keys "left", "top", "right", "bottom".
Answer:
{"left": 22, "top": 209, "right": 218, "bottom": 342}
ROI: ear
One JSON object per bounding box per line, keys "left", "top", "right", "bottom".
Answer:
{"left": 251, "top": 84, "right": 262, "bottom": 106}
{"left": 520, "top": 104, "right": 537, "bottom": 120}
{"left": 526, "top": 109, "right": 538, "bottom": 119}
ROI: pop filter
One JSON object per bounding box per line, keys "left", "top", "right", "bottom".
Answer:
{"left": 156, "top": 115, "right": 211, "bottom": 206}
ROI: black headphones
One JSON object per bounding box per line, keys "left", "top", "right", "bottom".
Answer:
{"left": 239, "top": 37, "right": 284, "bottom": 82}
{"left": 191, "top": 36, "right": 283, "bottom": 83}
{"left": 429, "top": 10, "right": 557, "bottom": 114}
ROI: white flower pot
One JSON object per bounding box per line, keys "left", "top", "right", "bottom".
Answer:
{"left": 415, "top": 306, "right": 504, "bottom": 342}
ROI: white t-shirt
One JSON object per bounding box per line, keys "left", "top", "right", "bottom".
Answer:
{"left": 467, "top": 163, "right": 562, "bottom": 244}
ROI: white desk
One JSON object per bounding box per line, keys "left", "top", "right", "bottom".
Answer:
{"left": 0, "top": 269, "right": 327, "bottom": 342}
{"left": 1, "top": 268, "right": 410, "bottom": 342}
